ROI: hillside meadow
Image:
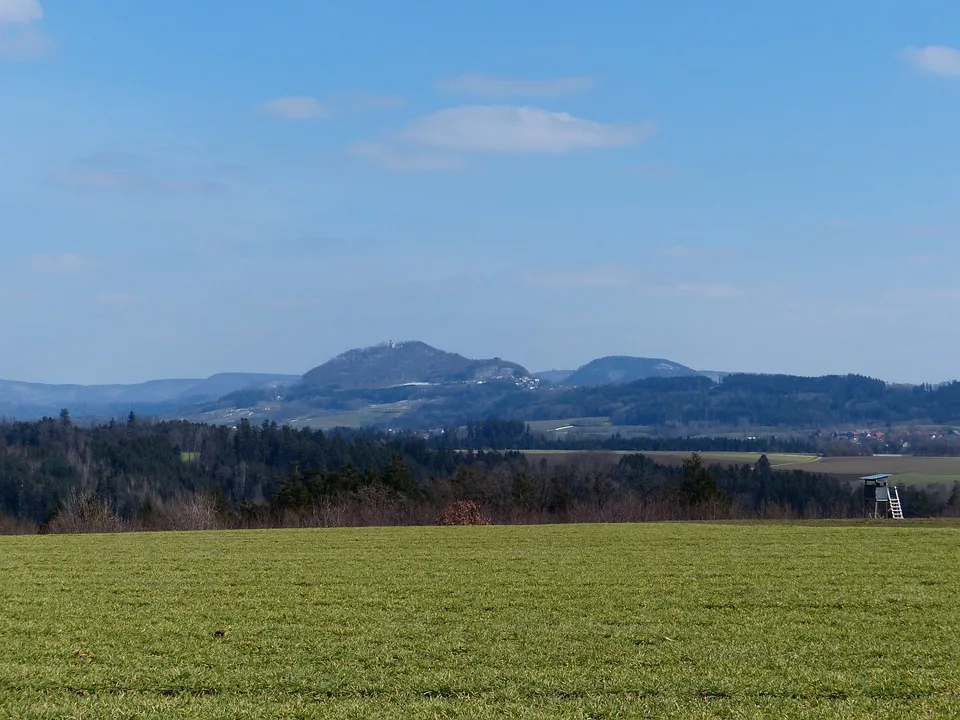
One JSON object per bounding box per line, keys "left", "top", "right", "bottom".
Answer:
{"left": 1, "top": 523, "right": 958, "bottom": 718}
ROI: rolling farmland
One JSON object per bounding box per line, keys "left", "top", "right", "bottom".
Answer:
{"left": 1, "top": 523, "right": 959, "bottom": 718}
{"left": 524, "top": 450, "right": 960, "bottom": 486}
{"left": 649, "top": 453, "right": 960, "bottom": 485}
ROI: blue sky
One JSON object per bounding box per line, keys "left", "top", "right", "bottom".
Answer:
{"left": 2, "top": 0, "right": 960, "bottom": 385}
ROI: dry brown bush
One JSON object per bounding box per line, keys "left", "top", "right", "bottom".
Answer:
{"left": 47, "top": 490, "right": 128, "bottom": 535}
{"left": 438, "top": 500, "right": 490, "bottom": 526}
{"left": 162, "top": 493, "right": 227, "bottom": 531}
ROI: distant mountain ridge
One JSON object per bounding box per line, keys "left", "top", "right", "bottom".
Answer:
{"left": 302, "top": 341, "right": 529, "bottom": 389}
{"left": 0, "top": 373, "right": 300, "bottom": 419}
{"left": 10, "top": 341, "right": 955, "bottom": 434}
{"left": 561, "top": 356, "right": 703, "bottom": 387}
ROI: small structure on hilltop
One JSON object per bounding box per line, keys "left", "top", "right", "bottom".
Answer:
{"left": 862, "top": 474, "right": 904, "bottom": 519}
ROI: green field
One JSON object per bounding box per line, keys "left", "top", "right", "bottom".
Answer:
{"left": 524, "top": 417, "right": 654, "bottom": 439}
{"left": 2, "top": 524, "right": 959, "bottom": 718}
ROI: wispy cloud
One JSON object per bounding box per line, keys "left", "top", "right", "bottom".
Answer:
{"left": 523, "top": 267, "right": 635, "bottom": 287}
{"left": 49, "top": 152, "right": 230, "bottom": 195}
{"left": 23, "top": 253, "right": 97, "bottom": 275}
{"left": 521, "top": 268, "right": 743, "bottom": 299}
{"left": 0, "top": 0, "right": 50, "bottom": 60}
{"left": 336, "top": 91, "right": 406, "bottom": 110}
{"left": 257, "top": 92, "right": 404, "bottom": 120}
{"left": 97, "top": 292, "right": 139, "bottom": 307}
{"left": 257, "top": 96, "right": 330, "bottom": 120}
{"left": 77, "top": 151, "right": 146, "bottom": 170}
{"left": 50, "top": 168, "right": 228, "bottom": 195}
{"left": 398, "top": 105, "right": 656, "bottom": 154}
{"left": 435, "top": 73, "right": 595, "bottom": 98}
{"left": 50, "top": 168, "right": 145, "bottom": 191}
{"left": 657, "top": 246, "right": 731, "bottom": 260}
{"left": 226, "top": 235, "right": 378, "bottom": 257}
{"left": 643, "top": 283, "right": 744, "bottom": 299}
{"left": 825, "top": 218, "right": 855, "bottom": 230}
{"left": 627, "top": 162, "right": 679, "bottom": 180}
{"left": 907, "top": 253, "right": 941, "bottom": 265}
{"left": 267, "top": 297, "right": 324, "bottom": 311}
{"left": 0, "top": 0, "right": 42, "bottom": 24}
{"left": 902, "top": 45, "right": 960, "bottom": 77}
{"left": 346, "top": 141, "right": 467, "bottom": 173}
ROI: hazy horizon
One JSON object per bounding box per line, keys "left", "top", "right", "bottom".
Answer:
{"left": 1, "top": 336, "right": 955, "bottom": 388}
{"left": 3, "top": 1, "right": 959, "bottom": 386}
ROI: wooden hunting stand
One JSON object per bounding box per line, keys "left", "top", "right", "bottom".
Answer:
{"left": 862, "top": 474, "right": 904, "bottom": 519}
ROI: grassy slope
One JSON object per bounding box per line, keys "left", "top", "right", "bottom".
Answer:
{"left": 1, "top": 524, "right": 959, "bottom": 718}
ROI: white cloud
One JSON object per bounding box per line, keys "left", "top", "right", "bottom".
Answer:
{"left": 0, "top": 0, "right": 49, "bottom": 60}
{"left": 258, "top": 96, "right": 330, "bottom": 120}
{"left": 435, "top": 73, "right": 595, "bottom": 98}
{"left": 346, "top": 141, "right": 467, "bottom": 173}
{"left": 23, "top": 253, "right": 96, "bottom": 275}
{"left": 398, "top": 105, "right": 656, "bottom": 154}
{"left": 0, "top": 0, "right": 42, "bottom": 24}
{"left": 902, "top": 45, "right": 960, "bottom": 77}
{"left": 258, "top": 92, "right": 404, "bottom": 118}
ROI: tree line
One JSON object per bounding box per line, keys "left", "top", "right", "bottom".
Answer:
{"left": 1, "top": 414, "right": 957, "bottom": 534}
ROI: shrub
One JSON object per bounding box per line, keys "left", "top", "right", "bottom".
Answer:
{"left": 47, "top": 490, "right": 127, "bottom": 535}
{"left": 438, "top": 501, "right": 490, "bottom": 526}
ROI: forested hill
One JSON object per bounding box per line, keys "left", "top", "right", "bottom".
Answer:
{"left": 478, "top": 374, "right": 960, "bottom": 428}
{"left": 302, "top": 341, "right": 528, "bottom": 389}
{"left": 561, "top": 356, "right": 703, "bottom": 386}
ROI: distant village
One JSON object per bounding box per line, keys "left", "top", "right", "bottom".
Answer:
{"left": 815, "top": 427, "right": 960, "bottom": 455}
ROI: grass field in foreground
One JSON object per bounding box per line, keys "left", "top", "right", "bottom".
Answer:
{"left": 2, "top": 524, "right": 959, "bottom": 719}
